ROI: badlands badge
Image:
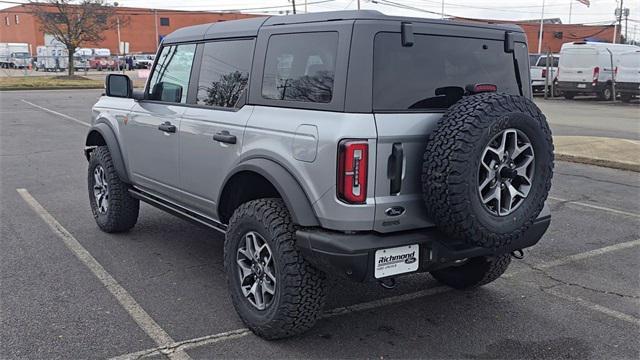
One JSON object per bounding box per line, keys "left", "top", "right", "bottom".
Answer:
{"left": 374, "top": 245, "right": 419, "bottom": 278}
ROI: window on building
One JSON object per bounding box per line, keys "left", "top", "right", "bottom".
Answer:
{"left": 4, "top": 17, "right": 9, "bottom": 26}
{"left": 147, "top": 43, "right": 196, "bottom": 103}
{"left": 262, "top": 32, "right": 338, "bottom": 103}
{"left": 160, "top": 17, "right": 170, "bottom": 26}
{"left": 196, "top": 39, "right": 255, "bottom": 108}
{"left": 14, "top": 15, "right": 19, "bottom": 24}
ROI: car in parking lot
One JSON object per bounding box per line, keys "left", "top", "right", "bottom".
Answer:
{"left": 616, "top": 49, "right": 640, "bottom": 102}
{"left": 85, "top": 11, "right": 554, "bottom": 340}
{"left": 556, "top": 41, "right": 639, "bottom": 100}
{"left": 530, "top": 54, "right": 559, "bottom": 96}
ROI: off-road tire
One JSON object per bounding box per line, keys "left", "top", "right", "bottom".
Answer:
{"left": 563, "top": 92, "right": 575, "bottom": 100}
{"left": 422, "top": 93, "right": 554, "bottom": 249}
{"left": 88, "top": 146, "right": 139, "bottom": 232}
{"left": 430, "top": 254, "right": 511, "bottom": 289}
{"left": 224, "top": 198, "right": 327, "bottom": 340}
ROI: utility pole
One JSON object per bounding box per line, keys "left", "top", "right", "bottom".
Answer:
{"left": 568, "top": 0, "right": 572, "bottom": 24}
{"left": 538, "top": 0, "right": 545, "bottom": 54}
{"left": 292, "top": 0, "right": 297, "bottom": 14}
{"left": 154, "top": 9, "right": 159, "bottom": 48}
{"left": 617, "top": 0, "right": 624, "bottom": 44}
{"left": 624, "top": 8, "right": 629, "bottom": 43}
{"left": 441, "top": 0, "right": 445, "bottom": 19}
{"left": 357, "top": 0, "right": 361, "bottom": 10}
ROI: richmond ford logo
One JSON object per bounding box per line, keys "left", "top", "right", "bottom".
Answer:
{"left": 377, "top": 251, "right": 417, "bottom": 266}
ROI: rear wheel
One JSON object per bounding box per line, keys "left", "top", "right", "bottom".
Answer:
{"left": 430, "top": 254, "right": 511, "bottom": 289}
{"left": 563, "top": 92, "right": 575, "bottom": 100}
{"left": 224, "top": 198, "right": 327, "bottom": 340}
{"left": 598, "top": 86, "right": 612, "bottom": 101}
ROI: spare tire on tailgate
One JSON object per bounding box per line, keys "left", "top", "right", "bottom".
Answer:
{"left": 422, "top": 93, "right": 554, "bottom": 249}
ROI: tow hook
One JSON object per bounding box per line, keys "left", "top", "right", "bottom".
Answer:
{"left": 511, "top": 249, "right": 525, "bottom": 259}
{"left": 379, "top": 277, "right": 397, "bottom": 289}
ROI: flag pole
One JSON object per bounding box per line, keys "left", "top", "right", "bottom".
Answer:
{"left": 538, "top": 0, "right": 545, "bottom": 54}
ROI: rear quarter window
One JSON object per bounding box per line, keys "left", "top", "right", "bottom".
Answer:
{"left": 261, "top": 32, "right": 338, "bottom": 103}
{"left": 373, "top": 33, "right": 520, "bottom": 111}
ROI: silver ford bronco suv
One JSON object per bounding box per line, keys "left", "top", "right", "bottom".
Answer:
{"left": 85, "top": 11, "right": 554, "bottom": 339}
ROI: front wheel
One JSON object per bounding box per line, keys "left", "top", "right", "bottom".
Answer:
{"left": 224, "top": 198, "right": 327, "bottom": 340}
{"left": 88, "top": 146, "right": 139, "bottom": 232}
{"left": 621, "top": 93, "right": 634, "bottom": 103}
{"left": 430, "top": 254, "right": 511, "bottom": 289}
{"left": 563, "top": 92, "right": 575, "bottom": 100}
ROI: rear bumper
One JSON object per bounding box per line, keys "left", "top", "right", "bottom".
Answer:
{"left": 296, "top": 215, "right": 551, "bottom": 282}
{"left": 556, "top": 81, "right": 607, "bottom": 94}
{"left": 616, "top": 82, "right": 640, "bottom": 95}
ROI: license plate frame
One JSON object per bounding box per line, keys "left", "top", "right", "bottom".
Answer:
{"left": 374, "top": 244, "right": 419, "bottom": 279}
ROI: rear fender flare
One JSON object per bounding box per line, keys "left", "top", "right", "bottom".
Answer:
{"left": 220, "top": 158, "right": 320, "bottom": 227}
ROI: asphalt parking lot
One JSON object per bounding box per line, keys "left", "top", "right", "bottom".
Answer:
{"left": 1, "top": 90, "right": 639, "bottom": 359}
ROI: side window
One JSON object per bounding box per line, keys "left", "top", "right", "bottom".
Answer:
{"left": 262, "top": 32, "right": 338, "bottom": 103}
{"left": 196, "top": 39, "right": 254, "bottom": 108}
{"left": 147, "top": 43, "right": 196, "bottom": 103}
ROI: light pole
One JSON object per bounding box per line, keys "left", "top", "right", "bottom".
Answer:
{"left": 538, "top": 0, "right": 545, "bottom": 54}
{"left": 441, "top": 0, "right": 445, "bottom": 19}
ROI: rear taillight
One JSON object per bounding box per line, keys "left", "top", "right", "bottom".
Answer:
{"left": 337, "top": 140, "right": 368, "bottom": 204}
{"left": 541, "top": 68, "right": 547, "bottom": 78}
{"left": 592, "top": 66, "right": 600, "bottom": 85}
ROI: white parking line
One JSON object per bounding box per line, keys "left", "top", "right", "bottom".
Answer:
{"left": 16, "top": 189, "right": 190, "bottom": 360}
{"left": 548, "top": 196, "right": 640, "bottom": 219}
{"left": 505, "top": 238, "right": 640, "bottom": 278}
{"left": 109, "top": 328, "right": 252, "bottom": 360}
{"left": 21, "top": 99, "right": 90, "bottom": 127}
{"left": 546, "top": 288, "right": 640, "bottom": 326}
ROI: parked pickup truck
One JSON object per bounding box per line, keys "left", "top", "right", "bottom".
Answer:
{"left": 530, "top": 54, "right": 559, "bottom": 96}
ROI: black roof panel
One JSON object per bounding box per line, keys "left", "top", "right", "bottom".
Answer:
{"left": 162, "top": 10, "right": 523, "bottom": 44}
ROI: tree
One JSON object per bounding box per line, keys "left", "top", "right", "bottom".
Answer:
{"left": 29, "top": 0, "right": 124, "bottom": 76}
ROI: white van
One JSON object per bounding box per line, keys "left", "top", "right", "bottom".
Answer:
{"left": 557, "top": 41, "right": 640, "bottom": 100}
{"left": 616, "top": 50, "right": 639, "bottom": 102}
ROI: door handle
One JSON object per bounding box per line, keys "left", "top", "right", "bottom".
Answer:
{"left": 213, "top": 130, "right": 237, "bottom": 144}
{"left": 158, "top": 121, "right": 176, "bottom": 133}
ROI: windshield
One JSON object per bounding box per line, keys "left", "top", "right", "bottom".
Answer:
{"left": 12, "top": 52, "right": 29, "bottom": 58}
{"left": 373, "top": 33, "right": 520, "bottom": 111}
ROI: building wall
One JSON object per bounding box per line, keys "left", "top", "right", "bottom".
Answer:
{"left": 455, "top": 17, "right": 618, "bottom": 53}
{"left": 0, "top": 4, "right": 257, "bottom": 55}
{"left": 520, "top": 23, "right": 617, "bottom": 53}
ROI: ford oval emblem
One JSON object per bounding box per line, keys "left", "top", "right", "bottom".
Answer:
{"left": 385, "top": 206, "right": 405, "bottom": 217}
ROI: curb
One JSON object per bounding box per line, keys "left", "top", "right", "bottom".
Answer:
{"left": 555, "top": 153, "right": 640, "bottom": 172}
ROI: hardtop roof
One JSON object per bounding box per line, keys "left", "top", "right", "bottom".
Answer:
{"left": 162, "top": 10, "right": 523, "bottom": 44}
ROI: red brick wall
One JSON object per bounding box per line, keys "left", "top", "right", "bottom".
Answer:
{"left": 0, "top": 4, "right": 258, "bottom": 55}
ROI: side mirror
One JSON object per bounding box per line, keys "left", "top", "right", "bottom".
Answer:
{"left": 105, "top": 74, "right": 132, "bottom": 98}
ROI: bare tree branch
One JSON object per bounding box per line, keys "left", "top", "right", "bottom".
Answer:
{"left": 28, "top": 0, "right": 127, "bottom": 76}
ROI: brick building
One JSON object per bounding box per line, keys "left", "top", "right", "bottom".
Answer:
{"left": 456, "top": 17, "right": 618, "bottom": 53}
{"left": 0, "top": 3, "right": 257, "bottom": 55}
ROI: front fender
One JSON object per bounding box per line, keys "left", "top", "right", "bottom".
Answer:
{"left": 220, "top": 158, "right": 320, "bottom": 227}
{"left": 85, "top": 122, "right": 131, "bottom": 184}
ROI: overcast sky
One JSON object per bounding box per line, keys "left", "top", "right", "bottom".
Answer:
{"left": 2, "top": 0, "right": 639, "bottom": 39}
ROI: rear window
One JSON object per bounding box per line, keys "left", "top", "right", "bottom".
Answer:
{"left": 536, "top": 56, "right": 559, "bottom": 67}
{"left": 560, "top": 48, "right": 598, "bottom": 68}
{"left": 373, "top": 33, "right": 520, "bottom": 111}
{"left": 262, "top": 32, "right": 338, "bottom": 103}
